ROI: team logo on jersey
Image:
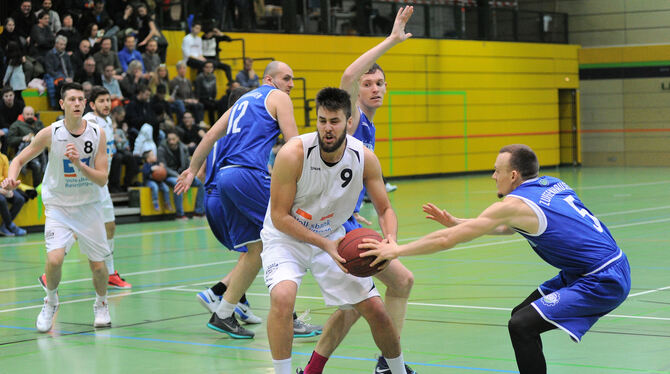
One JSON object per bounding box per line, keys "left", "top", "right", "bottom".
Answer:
{"left": 295, "top": 208, "right": 312, "bottom": 220}
{"left": 540, "top": 292, "right": 560, "bottom": 307}
{"left": 320, "top": 213, "right": 334, "bottom": 221}
{"left": 63, "top": 157, "right": 91, "bottom": 177}
{"left": 540, "top": 178, "right": 548, "bottom": 186}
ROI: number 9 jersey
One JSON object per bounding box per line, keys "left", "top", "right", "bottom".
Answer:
{"left": 42, "top": 119, "right": 105, "bottom": 206}
{"left": 507, "top": 176, "right": 622, "bottom": 275}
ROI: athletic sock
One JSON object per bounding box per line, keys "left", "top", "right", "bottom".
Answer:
{"left": 303, "top": 351, "right": 328, "bottom": 374}
{"left": 95, "top": 293, "right": 107, "bottom": 305}
{"left": 385, "top": 353, "right": 405, "bottom": 374}
{"left": 46, "top": 288, "right": 59, "bottom": 305}
{"left": 105, "top": 239, "right": 115, "bottom": 274}
{"left": 211, "top": 282, "right": 227, "bottom": 296}
{"left": 239, "top": 293, "right": 248, "bottom": 304}
{"left": 215, "top": 299, "right": 236, "bottom": 319}
{"left": 272, "top": 358, "right": 292, "bottom": 374}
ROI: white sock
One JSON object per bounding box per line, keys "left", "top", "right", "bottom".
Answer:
{"left": 95, "top": 293, "right": 107, "bottom": 305}
{"left": 385, "top": 353, "right": 405, "bottom": 374}
{"left": 272, "top": 358, "right": 292, "bottom": 374}
{"left": 215, "top": 298, "right": 236, "bottom": 319}
{"left": 46, "top": 288, "right": 58, "bottom": 305}
{"left": 105, "top": 239, "right": 115, "bottom": 274}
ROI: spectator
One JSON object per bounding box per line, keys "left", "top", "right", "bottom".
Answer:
{"left": 101, "top": 64, "right": 124, "bottom": 106}
{"left": 35, "top": 0, "right": 62, "bottom": 34}
{"left": 118, "top": 35, "right": 145, "bottom": 73}
{"left": 141, "top": 150, "right": 172, "bottom": 212}
{"left": 0, "top": 18, "right": 27, "bottom": 53}
{"left": 29, "top": 11, "right": 55, "bottom": 59}
{"left": 84, "top": 23, "right": 103, "bottom": 53}
{"left": 158, "top": 129, "right": 204, "bottom": 219}
{"left": 43, "top": 35, "right": 73, "bottom": 108}
{"left": 0, "top": 137, "right": 27, "bottom": 236}
{"left": 150, "top": 64, "right": 185, "bottom": 123}
{"left": 79, "top": 0, "right": 114, "bottom": 34}
{"left": 201, "top": 21, "right": 231, "bottom": 65}
{"left": 194, "top": 60, "right": 221, "bottom": 124}
{"left": 7, "top": 106, "right": 46, "bottom": 186}
{"left": 70, "top": 38, "right": 92, "bottom": 75}
{"left": 3, "top": 42, "right": 28, "bottom": 94}
{"left": 141, "top": 39, "right": 161, "bottom": 74}
{"left": 93, "top": 37, "right": 122, "bottom": 75}
{"left": 178, "top": 111, "right": 205, "bottom": 154}
{"left": 170, "top": 61, "right": 205, "bottom": 125}
{"left": 113, "top": 3, "right": 139, "bottom": 38}
{"left": 236, "top": 57, "right": 260, "bottom": 88}
{"left": 110, "top": 105, "right": 139, "bottom": 189}
{"left": 10, "top": 0, "right": 35, "bottom": 39}
{"left": 0, "top": 87, "right": 25, "bottom": 145}
{"left": 182, "top": 20, "right": 232, "bottom": 84}
{"left": 56, "top": 14, "right": 81, "bottom": 54}
{"left": 135, "top": 4, "right": 161, "bottom": 53}
{"left": 126, "top": 85, "right": 158, "bottom": 141}
{"left": 74, "top": 56, "right": 102, "bottom": 85}
{"left": 120, "top": 60, "right": 149, "bottom": 98}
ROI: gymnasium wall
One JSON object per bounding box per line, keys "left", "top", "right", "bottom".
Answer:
{"left": 522, "top": 0, "right": 670, "bottom": 166}
{"left": 165, "top": 31, "right": 579, "bottom": 177}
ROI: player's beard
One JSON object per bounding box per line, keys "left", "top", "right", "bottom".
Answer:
{"left": 318, "top": 129, "right": 347, "bottom": 153}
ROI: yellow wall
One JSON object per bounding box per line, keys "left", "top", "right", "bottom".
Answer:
{"left": 165, "top": 31, "right": 579, "bottom": 176}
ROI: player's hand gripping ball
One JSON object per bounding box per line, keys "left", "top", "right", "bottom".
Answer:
{"left": 337, "top": 228, "right": 388, "bottom": 277}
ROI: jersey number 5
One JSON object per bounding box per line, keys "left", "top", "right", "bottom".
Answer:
{"left": 564, "top": 195, "right": 603, "bottom": 232}
{"left": 227, "top": 100, "right": 249, "bottom": 135}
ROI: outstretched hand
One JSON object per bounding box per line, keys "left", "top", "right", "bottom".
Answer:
{"left": 359, "top": 237, "right": 398, "bottom": 268}
{"left": 174, "top": 169, "right": 195, "bottom": 195}
{"left": 423, "top": 203, "right": 458, "bottom": 227}
{"left": 389, "top": 6, "right": 414, "bottom": 43}
{"left": 353, "top": 212, "right": 372, "bottom": 226}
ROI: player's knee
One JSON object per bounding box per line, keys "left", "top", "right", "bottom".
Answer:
{"left": 385, "top": 267, "right": 414, "bottom": 297}
{"left": 508, "top": 313, "right": 534, "bottom": 339}
{"left": 270, "top": 284, "right": 296, "bottom": 313}
{"left": 46, "top": 255, "right": 64, "bottom": 268}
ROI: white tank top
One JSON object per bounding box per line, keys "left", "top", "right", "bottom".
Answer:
{"left": 42, "top": 119, "right": 105, "bottom": 206}
{"left": 263, "top": 132, "right": 365, "bottom": 238}
{"left": 83, "top": 111, "right": 114, "bottom": 170}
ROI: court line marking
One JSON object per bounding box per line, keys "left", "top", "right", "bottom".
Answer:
{"left": 628, "top": 285, "right": 670, "bottom": 298}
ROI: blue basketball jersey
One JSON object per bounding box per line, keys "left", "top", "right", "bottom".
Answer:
{"left": 204, "top": 138, "right": 224, "bottom": 189}
{"left": 508, "top": 176, "right": 622, "bottom": 274}
{"left": 213, "top": 84, "right": 280, "bottom": 173}
{"left": 352, "top": 108, "right": 375, "bottom": 151}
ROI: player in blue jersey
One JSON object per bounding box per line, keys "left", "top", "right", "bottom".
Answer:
{"left": 361, "top": 144, "right": 632, "bottom": 374}
{"left": 175, "top": 61, "right": 314, "bottom": 339}
{"left": 301, "top": 7, "right": 418, "bottom": 374}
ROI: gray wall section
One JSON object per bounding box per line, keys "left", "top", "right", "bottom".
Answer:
{"left": 521, "top": 0, "right": 670, "bottom": 166}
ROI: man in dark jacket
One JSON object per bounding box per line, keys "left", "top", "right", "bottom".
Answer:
{"left": 124, "top": 85, "right": 158, "bottom": 146}
{"left": 7, "top": 106, "right": 46, "bottom": 186}
{"left": 0, "top": 87, "right": 25, "bottom": 153}
{"left": 158, "top": 129, "right": 204, "bottom": 219}
{"left": 44, "top": 35, "right": 73, "bottom": 108}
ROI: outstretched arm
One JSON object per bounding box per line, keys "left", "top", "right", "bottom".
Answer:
{"left": 1, "top": 127, "right": 51, "bottom": 190}
{"left": 341, "top": 6, "right": 414, "bottom": 134}
{"left": 423, "top": 202, "right": 516, "bottom": 235}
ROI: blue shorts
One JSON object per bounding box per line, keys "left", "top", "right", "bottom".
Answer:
{"left": 532, "top": 252, "right": 631, "bottom": 342}
{"left": 342, "top": 215, "right": 362, "bottom": 233}
{"left": 204, "top": 166, "right": 271, "bottom": 252}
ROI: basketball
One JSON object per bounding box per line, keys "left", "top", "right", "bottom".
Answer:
{"left": 337, "top": 228, "right": 387, "bottom": 277}
{"left": 151, "top": 165, "right": 167, "bottom": 181}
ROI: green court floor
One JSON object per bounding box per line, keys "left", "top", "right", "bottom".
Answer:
{"left": 1, "top": 166, "right": 670, "bottom": 373}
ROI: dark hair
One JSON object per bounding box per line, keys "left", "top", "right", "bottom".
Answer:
{"left": 101, "top": 37, "right": 112, "bottom": 45}
{"left": 84, "top": 22, "right": 97, "bottom": 37}
{"left": 60, "top": 82, "right": 83, "bottom": 99}
{"left": 136, "top": 84, "right": 150, "bottom": 94}
{"left": 364, "top": 63, "right": 385, "bottom": 79}
{"left": 111, "top": 105, "right": 125, "bottom": 115}
{"left": 37, "top": 12, "right": 49, "bottom": 20}
{"left": 315, "top": 87, "right": 351, "bottom": 119}
{"left": 1, "top": 86, "right": 13, "bottom": 96}
{"left": 228, "top": 87, "right": 250, "bottom": 107}
{"left": 165, "top": 128, "right": 179, "bottom": 137}
{"left": 88, "top": 85, "right": 110, "bottom": 103}
{"left": 499, "top": 144, "right": 539, "bottom": 180}
{"left": 155, "top": 83, "right": 167, "bottom": 95}
{"left": 142, "top": 150, "right": 152, "bottom": 160}
{"left": 192, "top": 20, "right": 202, "bottom": 29}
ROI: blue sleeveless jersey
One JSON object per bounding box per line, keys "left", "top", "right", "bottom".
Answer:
{"left": 212, "top": 84, "right": 280, "bottom": 173}
{"left": 352, "top": 108, "right": 375, "bottom": 151}
{"left": 508, "top": 176, "right": 622, "bottom": 275}
{"left": 204, "top": 138, "right": 224, "bottom": 188}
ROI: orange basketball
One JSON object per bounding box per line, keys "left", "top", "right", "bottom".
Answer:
{"left": 151, "top": 165, "right": 167, "bottom": 181}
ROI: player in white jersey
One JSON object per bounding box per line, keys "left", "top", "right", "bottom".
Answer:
{"left": 2, "top": 82, "right": 112, "bottom": 332}
{"left": 262, "top": 88, "right": 406, "bottom": 374}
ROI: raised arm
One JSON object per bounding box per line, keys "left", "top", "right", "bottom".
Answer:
{"left": 363, "top": 148, "right": 397, "bottom": 241}
{"left": 340, "top": 6, "right": 413, "bottom": 134}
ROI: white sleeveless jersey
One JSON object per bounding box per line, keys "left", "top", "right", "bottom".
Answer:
{"left": 42, "top": 119, "right": 105, "bottom": 206}
{"left": 263, "top": 133, "right": 365, "bottom": 238}
{"left": 83, "top": 111, "right": 115, "bottom": 170}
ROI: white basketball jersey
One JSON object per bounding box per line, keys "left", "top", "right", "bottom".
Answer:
{"left": 83, "top": 111, "right": 115, "bottom": 170}
{"left": 42, "top": 119, "right": 105, "bottom": 206}
{"left": 263, "top": 132, "right": 365, "bottom": 238}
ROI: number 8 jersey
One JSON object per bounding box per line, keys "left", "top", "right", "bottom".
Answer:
{"left": 508, "top": 176, "right": 622, "bottom": 275}
{"left": 42, "top": 119, "right": 105, "bottom": 206}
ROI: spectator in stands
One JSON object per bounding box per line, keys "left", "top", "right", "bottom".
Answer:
{"left": 3, "top": 42, "right": 28, "bottom": 94}
{"left": 141, "top": 39, "right": 161, "bottom": 75}
{"left": 56, "top": 14, "right": 81, "bottom": 54}
{"left": 126, "top": 85, "right": 158, "bottom": 142}
{"left": 182, "top": 20, "right": 232, "bottom": 84}
{"left": 120, "top": 60, "right": 149, "bottom": 98}
{"left": 136, "top": 4, "right": 162, "bottom": 55}
{"left": 141, "top": 149, "right": 172, "bottom": 212}
{"left": 93, "top": 37, "right": 122, "bottom": 75}
{"left": 7, "top": 106, "right": 46, "bottom": 186}
{"left": 43, "top": 35, "right": 73, "bottom": 108}
{"left": 11, "top": 1, "right": 35, "bottom": 39}
{"left": 113, "top": 3, "right": 139, "bottom": 39}
{"left": 29, "top": 12, "right": 55, "bottom": 59}
{"left": 102, "top": 64, "right": 124, "bottom": 106}
{"left": 35, "top": 0, "right": 61, "bottom": 34}
{"left": 79, "top": 0, "right": 114, "bottom": 35}
{"left": 70, "top": 38, "right": 92, "bottom": 75}
{"left": 74, "top": 56, "right": 102, "bottom": 85}
{"left": 194, "top": 60, "right": 221, "bottom": 125}
{"left": 84, "top": 23, "right": 103, "bottom": 53}
{"left": 118, "top": 35, "right": 145, "bottom": 73}
{"left": 170, "top": 61, "right": 205, "bottom": 126}
{"left": 0, "top": 87, "right": 24, "bottom": 142}
{"left": 0, "top": 137, "right": 27, "bottom": 237}
{"left": 0, "top": 18, "right": 27, "bottom": 53}
{"left": 158, "top": 128, "right": 204, "bottom": 219}
{"left": 109, "top": 108, "right": 138, "bottom": 192}
{"left": 201, "top": 20, "right": 231, "bottom": 64}
{"left": 235, "top": 57, "right": 260, "bottom": 88}
{"left": 178, "top": 111, "right": 205, "bottom": 155}
{"left": 150, "top": 64, "right": 185, "bottom": 124}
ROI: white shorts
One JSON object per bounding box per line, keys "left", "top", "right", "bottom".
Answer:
{"left": 44, "top": 203, "right": 110, "bottom": 262}
{"left": 101, "top": 187, "right": 115, "bottom": 223}
{"left": 261, "top": 227, "right": 380, "bottom": 308}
